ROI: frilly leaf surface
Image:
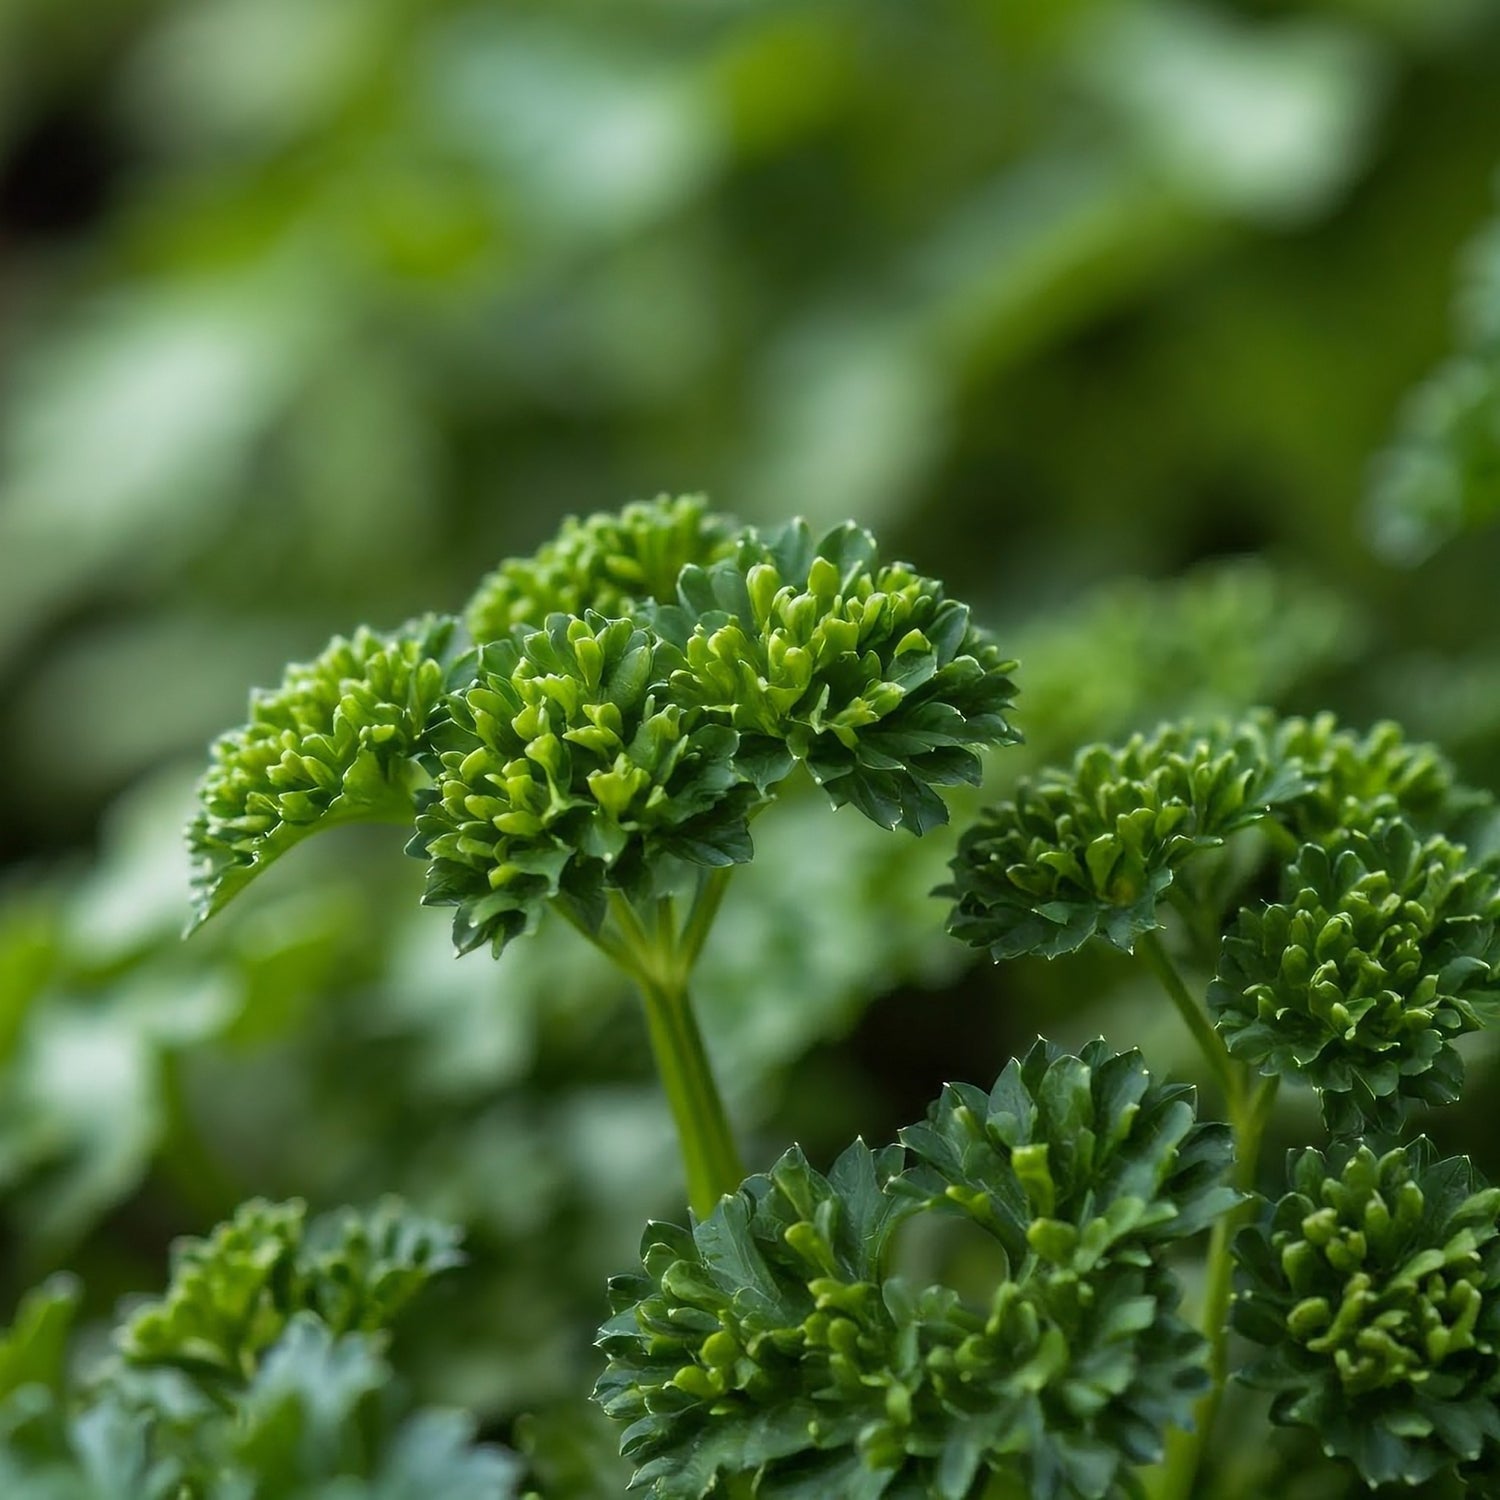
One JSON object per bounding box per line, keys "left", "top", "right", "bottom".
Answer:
{"left": 0, "top": 1202, "right": 516, "bottom": 1499}
{"left": 188, "top": 616, "right": 457, "bottom": 929}
{"left": 1210, "top": 817, "right": 1500, "bottom": 1135}
{"left": 465, "top": 494, "right": 740, "bottom": 641}
{"left": 120, "top": 1196, "right": 463, "bottom": 1384}
{"left": 945, "top": 710, "right": 1495, "bottom": 964}
{"left": 596, "top": 1041, "right": 1229, "bottom": 1499}
{"left": 1272, "top": 713, "right": 1487, "bottom": 847}
{"left": 652, "top": 519, "right": 1019, "bottom": 835}
{"left": 899, "top": 1038, "right": 1240, "bottom": 1266}
{"left": 1234, "top": 1141, "right": 1500, "bottom": 1490}
{"left": 411, "top": 613, "right": 762, "bottom": 955}
{"left": 944, "top": 718, "right": 1308, "bottom": 960}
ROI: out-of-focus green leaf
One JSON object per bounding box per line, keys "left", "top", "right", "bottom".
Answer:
{"left": 1368, "top": 190, "right": 1500, "bottom": 562}
{"left": 122, "top": 1196, "right": 464, "bottom": 1383}
{"left": 1009, "top": 558, "right": 1363, "bottom": 768}
{"left": 1075, "top": 5, "right": 1386, "bottom": 226}
{"left": 0, "top": 276, "right": 329, "bottom": 668}
{"left": 0, "top": 1202, "right": 519, "bottom": 1499}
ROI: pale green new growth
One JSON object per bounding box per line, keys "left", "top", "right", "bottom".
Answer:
{"left": 191, "top": 501, "right": 1018, "bottom": 943}
{"left": 121, "top": 1195, "right": 465, "bottom": 1383}
{"left": 465, "top": 493, "right": 738, "bottom": 641}
{"left": 0, "top": 1200, "right": 517, "bottom": 1499}
{"left": 655, "top": 519, "right": 1019, "bottom": 834}
{"left": 188, "top": 615, "right": 456, "bottom": 929}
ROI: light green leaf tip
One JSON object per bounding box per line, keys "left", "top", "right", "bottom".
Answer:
{"left": 187, "top": 614, "right": 457, "bottom": 931}
{"left": 464, "top": 492, "right": 739, "bottom": 641}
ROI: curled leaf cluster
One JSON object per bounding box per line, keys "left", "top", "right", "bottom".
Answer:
{"left": 414, "top": 614, "right": 759, "bottom": 954}
{"left": 121, "top": 1195, "right": 464, "bottom": 1383}
{"left": 0, "top": 1204, "right": 515, "bottom": 1500}
{"left": 654, "top": 520, "right": 1018, "bottom": 835}
{"left": 944, "top": 719, "right": 1308, "bottom": 959}
{"left": 899, "top": 1039, "right": 1239, "bottom": 1264}
{"left": 595, "top": 1041, "right": 1229, "bottom": 1500}
{"left": 947, "top": 710, "right": 1499, "bottom": 1144}
{"left": 1211, "top": 818, "right": 1500, "bottom": 1135}
{"left": 188, "top": 616, "right": 456, "bottom": 927}
{"left": 1234, "top": 1141, "right": 1500, "bottom": 1490}
{"left": 1273, "top": 713, "right": 1479, "bottom": 845}
{"left": 465, "top": 492, "right": 739, "bottom": 641}
{"left": 190, "top": 499, "right": 1018, "bottom": 953}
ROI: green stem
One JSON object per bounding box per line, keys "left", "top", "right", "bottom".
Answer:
{"left": 591, "top": 886, "right": 746, "bottom": 1218}
{"left": 552, "top": 898, "right": 635, "bottom": 969}
{"left": 678, "top": 866, "right": 732, "bottom": 971}
{"left": 1153, "top": 1075, "right": 1278, "bottom": 1500}
{"left": 608, "top": 890, "right": 654, "bottom": 955}
{"left": 1138, "top": 927, "right": 1242, "bottom": 1115}
{"left": 1138, "top": 927, "right": 1283, "bottom": 1500}
{"left": 556, "top": 879, "right": 745, "bottom": 1216}
{"left": 634, "top": 966, "right": 746, "bottom": 1218}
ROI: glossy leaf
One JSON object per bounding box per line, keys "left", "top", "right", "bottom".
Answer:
{"left": 596, "top": 1042, "right": 1228, "bottom": 1499}
{"left": 1211, "top": 817, "right": 1500, "bottom": 1134}
{"left": 1234, "top": 1141, "right": 1500, "bottom": 1490}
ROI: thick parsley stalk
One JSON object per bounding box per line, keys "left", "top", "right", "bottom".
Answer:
{"left": 577, "top": 878, "right": 745, "bottom": 1216}
{"left": 555, "top": 869, "right": 745, "bottom": 1215}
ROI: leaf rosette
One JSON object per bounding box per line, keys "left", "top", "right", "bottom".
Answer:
{"left": 0, "top": 1205, "right": 516, "bottom": 1499}
{"left": 944, "top": 719, "right": 1309, "bottom": 960}
{"left": 465, "top": 493, "right": 740, "bottom": 641}
{"left": 1275, "top": 714, "right": 1484, "bottom": 846}
{"left": 121, "top": 1196, "right": 464, "bottom": 1384}
{"left": 596, "top": 1042, "right": 1229, "bottom": 1500}
{"left": 899, "top": 1039, "right": 1239, "bottom": 1269}
{"left": 188, "top": 616, "right": 456, "bottom": 928}
{"left": 413, "top": 613, "right": 761, "bottom": 955}
{"left": 1210, "top": 819, "right": 1500, "bottom": 1136}
{"left": 652, "top": 520, "right": 1018, "bottom": 835}
{"left": 1234, "top": 1141, "right": 1500, "bottom": 1489}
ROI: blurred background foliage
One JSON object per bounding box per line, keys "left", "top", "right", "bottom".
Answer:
{"left": 3, "top": 0, "right": 1500, "bottom": 1493}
